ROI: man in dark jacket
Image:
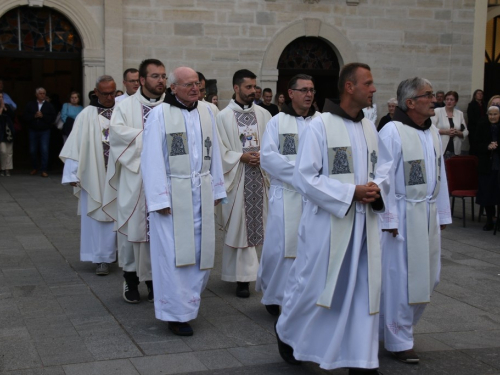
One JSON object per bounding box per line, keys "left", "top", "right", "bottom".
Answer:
{"left": 23, "top": 87, "right": 56, "bottom": 177}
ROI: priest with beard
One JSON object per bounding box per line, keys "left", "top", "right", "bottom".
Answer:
{"left": 378, "top": 78, "right": 451, "bottom": 364}
{"left": 215, "top": 69, "right": 272, "bottom": 298}
{"left": 141, "top": 67, "right": 226, "bottom": 336}
{"left": 60, "top": 75, "right": 118, "bottom": 276}
{"left": 275, "top": 63, "right": 392, "bottom": 374}
{"left": 103, "top": 59, "right": 167, "bottom": 304}
{"left": 256, "top": 74, "right": 320, "bottom": 316}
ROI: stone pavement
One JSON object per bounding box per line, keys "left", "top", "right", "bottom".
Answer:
{"left": 1, "top": 174, "right": 500, "bottom": 375}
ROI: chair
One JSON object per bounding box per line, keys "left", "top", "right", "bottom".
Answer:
{"left": 445, "top": 156, "right": 479, "bottom": 227}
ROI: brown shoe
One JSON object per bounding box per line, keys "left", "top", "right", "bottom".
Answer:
{"left": 30, "top": 169, "right": 38, "bottom": 175}
{"left": 41, "top": 172, "right": 49, "bottom": 178}
{"left": 391, "top": 349, "right": 419, "bottom": 364}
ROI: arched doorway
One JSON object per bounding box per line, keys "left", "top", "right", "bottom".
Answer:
{"left": 0, "top": 5, "right": 83, "bottom": 170}
{"left": 277, "top": 37, "right": 340, "bottom": 111}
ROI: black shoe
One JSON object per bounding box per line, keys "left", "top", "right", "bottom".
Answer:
{"left": 145, "top": 280, "right": 154, "bottom": 303}
{"left": 265, "top": 304, "right": 280, "bottom": 316}
{"left": 391, "top": 349, "right": 419, "bottom": 364}
{"left": 168, "top": 321, "right": 193, "bottom": 336}
{"left": 236, "top": 282, "right": 250, "bottom": 298}
{"left": 483, "top": 223, "right": 494, "bottom": 231}
{"left": 274, "top": 321, "right": 301, "bottom": 365}
{"left": 123, "top": 281, "right": 140, "bottom": 303}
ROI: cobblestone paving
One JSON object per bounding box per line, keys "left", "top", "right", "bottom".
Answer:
{"left": 0, "top": 174, "right": 499, "bottom": 375}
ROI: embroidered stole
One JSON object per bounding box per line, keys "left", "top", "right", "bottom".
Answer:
{"left": 278, "top": 112, "right": 302, "bottom": 258}
{"left": 393, "top": 122, "right": 441, "bottom": 304}
{"left": 98, "top": 107, "right": 113, "bottom": 170}
{"left": 163, "top": 102, "right": 215, "bottom": 270}
{"left": 317, "top": 113, "right": 382, "bottom": 315}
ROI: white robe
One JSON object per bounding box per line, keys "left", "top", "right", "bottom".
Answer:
{"left": 276, "top": 115, "right": 392, "bottom": 370}
{"left": 60, "top": 106, "right": 116, "bottom": 263}
{"left": 103, "top": 89, "right": 165, "bottom": 281}
{"left": 255, "top": 112, "right": 315, "bottom": 305}
{"left": 378, "top": 121, "right": 452, "bottom": 352}
{"left": 216, "top": 100, "right": 272, "bottom": 282}
{"left": 141, "top": 102, "right": 226, "bottom": 322}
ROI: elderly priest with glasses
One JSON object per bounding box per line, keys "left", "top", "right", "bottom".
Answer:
{"left": 141, "top": 67, "right": 226, "bottom": 336}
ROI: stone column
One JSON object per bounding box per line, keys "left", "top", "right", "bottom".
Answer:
{"left": 260, "top": 69, "right": 279, "bottom": 99}
{"left": 82, "top": 49, "right": 105, "bottom": 106}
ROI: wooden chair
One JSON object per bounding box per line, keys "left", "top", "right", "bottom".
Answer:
{"left": 445, "top": 156, "right": 479, "bottom": 227}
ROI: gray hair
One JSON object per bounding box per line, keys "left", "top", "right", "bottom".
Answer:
{"left": 95, "top": 75, "right": 115, "bottom": 87}
{"left": 35, "top": 87, "right": 46, "bottom": 94}
{"left": 397, "top": 77, "right": 432, "bottom": 112}
{"left": 168, "top": 71, "right": 178, "bottom": 85}
{"left": 387, "top": 97, "right": 397, "bottom": 105}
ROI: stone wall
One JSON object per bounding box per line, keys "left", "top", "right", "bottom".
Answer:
{"left": 115, "top": 0, "right": 474, "bottom": 115}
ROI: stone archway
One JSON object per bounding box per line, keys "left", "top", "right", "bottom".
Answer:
{"left": 260, "top": 18, "right": 358, "bottom": 97}
{"left": 0, "top": 0, "right": 106, "bottom": 105}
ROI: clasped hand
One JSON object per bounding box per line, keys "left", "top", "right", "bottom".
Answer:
{"left": 241, "top": 152, "right": 260, "bottom": 166}
{"left": 354, "top": 181, "right": 380, "bottom": 204}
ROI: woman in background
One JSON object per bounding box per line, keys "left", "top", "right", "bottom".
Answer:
{"left": 61, "top": 91, "right": 83, "bottom": 143}
{"left": 275, "top": 92, "right": 285, "bottom": 112}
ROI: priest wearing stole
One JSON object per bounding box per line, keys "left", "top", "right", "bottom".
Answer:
{"left": 60, "top": 75, "right": 117, "bottom": 276}
{"left": 216, "top": 69, "right": 272, "bottom": 298}
{"left": 103, "top": 59, "right": 167, "bottom": 304}
{"left": 378, "top": 78, "right": 451, "bottom": 364}
{"left": 256, "top": 74, "right": 320, "bottom": 316}
{"left": 275, "top": 63, "right": 392, "bottom": 375}
{"left": 141, "top": 67, "right": 226, "bottom": 337}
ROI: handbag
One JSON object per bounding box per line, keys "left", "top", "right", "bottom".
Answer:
{"left": 55, "top": 111, "right": 64, "bottom": 130}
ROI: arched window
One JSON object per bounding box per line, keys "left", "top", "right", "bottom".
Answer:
{"left": 0, "top": 6, "right": 82, "bottom": 56}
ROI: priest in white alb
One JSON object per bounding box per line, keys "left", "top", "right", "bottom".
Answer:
{"left": 256, "top": 74, "right": 320, "bottom": 316}
{"left": 378, "top": 78, "right": 451, "bottom": 364}
{"left": 60, "top": 75, "right": 117, "bottom": 276}
{"left": 103, "top": 59, "right": 166, "bottom": 304}
{"left": 216, "top": 69, "right": 272, "bottom": 298}
{"left": 141, "top": 67, "right": 226, "bottom": 336}
{"left": 275, "top": 63, "right": 392, "bottom": 375}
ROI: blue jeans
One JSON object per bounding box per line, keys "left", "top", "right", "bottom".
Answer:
{"left": 29, "top": 129, "right": 50, "bottom": 172}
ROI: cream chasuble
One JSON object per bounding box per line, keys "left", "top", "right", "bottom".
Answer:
{"left": 393, "top": 121, "right": 442, "bottom": 304}
{"left": 319, "top": 113, "right": 382, "bottom": 315}
{"left": 60, "top": 105, "right": 114, "bottom": 222}
{"left": 103, "top": 89, "right": 165, "bottom": 242}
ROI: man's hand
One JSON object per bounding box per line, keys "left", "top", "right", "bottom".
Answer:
{"left": 35, "top": 111, "right": 43, "bottom": 119}
{"left": 69, "top": 182, "right": 78, "bottom": 187}
{"left": 354, "top": 182, "right": 380, "bottom": 204}
{"left": 241, "top": 152, "right": 260, "bottom": 166}
{"left": 382, "top": 228, "right": 399, "bottom": 237}
{"left": 214, "top": 199, "right": 222, "bottom": 206}
{"left": 157, "top": 208, "right": 171, "bottom": 215}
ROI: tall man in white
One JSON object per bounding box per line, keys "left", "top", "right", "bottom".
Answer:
{"left": 256, "top": 74, "right": 320, "bottom": 316}
{"left": 141, "top": 67, "right": 226, "bottom": 336}
{"left": 216, "top": 69, "right": 272, "bottom": 298}
{"left": 275, "top": 63, "right": 392, "bottom": 374}
{"left": 115, "top": 68, "right": 140, "bottom": 103}
{"left": 60, "top": 75, "right": 117, "bottom": 276}
{"left": 378, "top": 78, "right": 451, "bottom": 364}
{"left": 103, "top": 59, "right": 167, "bottom": 303}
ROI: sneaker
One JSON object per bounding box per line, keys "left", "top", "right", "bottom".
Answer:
{"left": 391, "top": 349, "right": 419, "bottom": 364}
{"left": 5, "top": 170, "right": 10, "bottom": 177}
{"left": 95, "top": 262, "right": 110, "bottom": 275}
{"left": 146, "top": 281, "right": 154, "bottom": 302}
{"left": 123, "top": 281, "right": 140, "bottom": 303}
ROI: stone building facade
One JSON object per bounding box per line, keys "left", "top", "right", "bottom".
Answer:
{"left": 0, "top": 0, "right": 493, "bottom": 118}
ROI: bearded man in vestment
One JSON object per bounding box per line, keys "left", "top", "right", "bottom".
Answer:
{"left": 256, "top": 74, "right": 320, "bottom": 316}
{"left": 215, "top": 69, "right": 272, "bottom": 298}
{"left": 141, "top": 67, "right": 226, "bottom": 336}
{"left": 103, "top": 59, "right": 166, "bottom": 304}
{"left": 60, "top": 75, "right": 118, "bottom": 276}
{"left": 378, "top": 78, "right": 451, "bottom": 364}
{"left": 275, "top": 63, "right": 392, "bottom": 375}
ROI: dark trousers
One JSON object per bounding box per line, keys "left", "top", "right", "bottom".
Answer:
{"left": 29, "top": 129, "right": 50, "bottom": 172}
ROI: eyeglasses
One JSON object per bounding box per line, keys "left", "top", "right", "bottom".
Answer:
{"left": 174, "top": 81, "right": 201, "bottom": 89}
{"left": 147, "top": 74, "right": 167, "bottom": 81}
{"left": 95, "top": 89, "right": 116, "bottom": 97}
{"left": 126, "top": 79, "right": 140, "bottom": 84}
{"left": 411, "top": 91, "right": 435, "bottom": 100}
{"left": 291, "top": 88, "right": 316, "bottom": 94}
